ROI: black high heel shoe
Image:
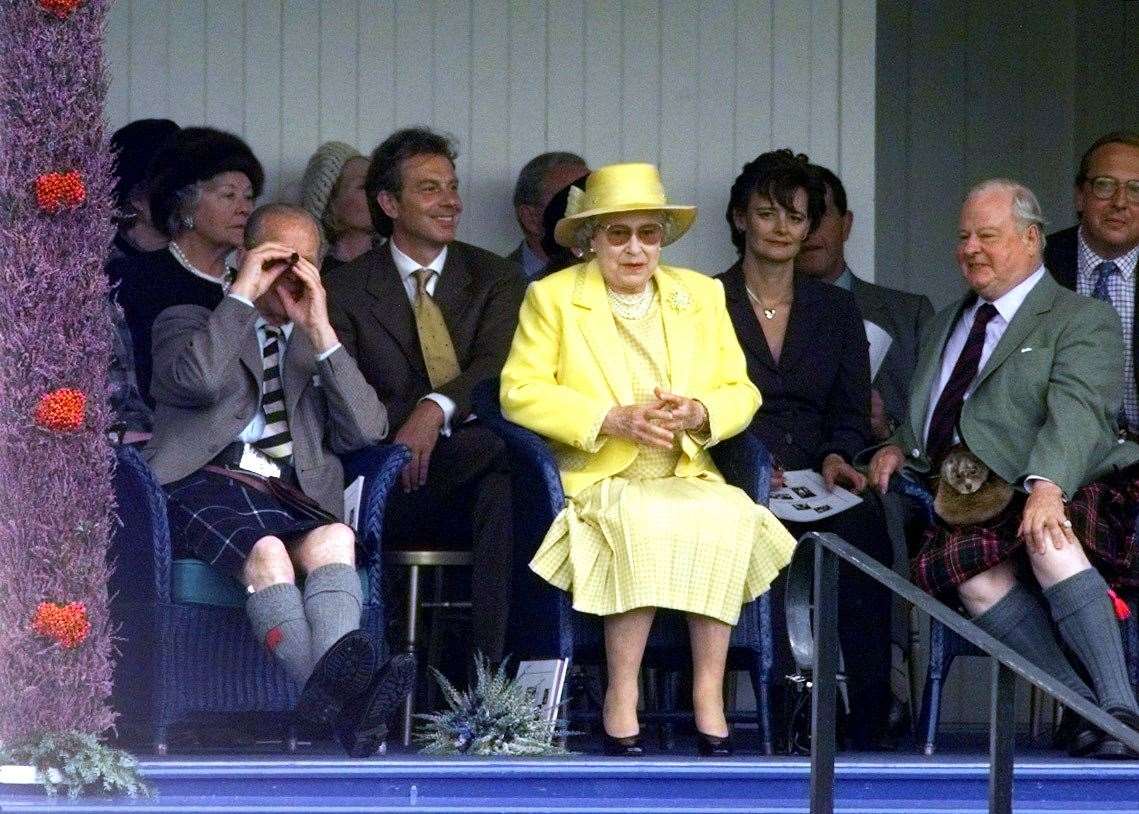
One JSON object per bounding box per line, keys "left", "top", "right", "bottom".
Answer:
{"left": 603, "top": 731, "right": 645, "bottom": 757}
{"left": 695, "top": 730, "right": 734, "bottom": 757}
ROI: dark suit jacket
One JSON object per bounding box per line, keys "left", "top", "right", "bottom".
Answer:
{"left": 324, "top": 241, "right": 525, "bottom": 429}
{"left": 850, "top": 275, "right": 934, "bottom": 428}
{"left": 144, "top": 297, "right": 388, "bottom": 515}
{"left": 1046, "top": 225, "right": 1139, "bottom": 409}
{"left": 719, "top": 264, "right": 872, "bottom": 470}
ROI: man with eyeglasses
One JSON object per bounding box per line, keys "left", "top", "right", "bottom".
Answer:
{"left": 1047, "top": 131, "right": 1139, "bottom": 439}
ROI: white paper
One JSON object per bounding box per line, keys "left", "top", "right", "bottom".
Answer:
{"left": 515, "top": 658, "right": 571, "bottom": 724}
{"left": 863, "top": 319, "right": 893, "bottom": 381}
{"left": 769, "top": 468, "right": 863, "bottom": 522}
{"left": 343, "top": 476, "right": 364, "bottom": 531}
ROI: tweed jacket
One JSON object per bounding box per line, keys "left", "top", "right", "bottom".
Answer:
{"left": 891, "top": 272, "right": 1139, "bottom": 497}
{"left": 500, "top": 261, "right": 760, "bottom": 497}
{"left": 1046, "top": 225, "right": 1139, "bottom": 410}
{"left": 325, "top": 241, "right": 525, "bottom": 430}
{"left": 144, "top": 296, "right": 388, "bottom": 516}
{"left": 851, "top": 274, "right": 934, "bottom": 428}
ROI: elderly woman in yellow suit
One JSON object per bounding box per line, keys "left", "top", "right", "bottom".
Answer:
{"left": 500, "top": 164, "right": 795, "bottom": 757}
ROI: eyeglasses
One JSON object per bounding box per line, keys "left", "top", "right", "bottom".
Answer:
{"left": 599, "top": 222, "right": 665, "bottom": 247}
{"left": 1087, "top": 176, "right": 1139, "bottom": 204}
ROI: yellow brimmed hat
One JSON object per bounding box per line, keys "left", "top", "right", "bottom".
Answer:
{"left": 553, "top": 162, "right": 696, "bottom": 248}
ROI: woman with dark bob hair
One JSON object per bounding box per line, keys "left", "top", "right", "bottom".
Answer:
{"left": 108, "top": 127, "right": 263, "bottom": 403}
{"left": 717, "top": 149, "right": 896, "bottom": 750}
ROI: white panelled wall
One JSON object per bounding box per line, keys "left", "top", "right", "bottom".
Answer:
{"left": 106, "top": 0, "right": 875, "bottom": 279}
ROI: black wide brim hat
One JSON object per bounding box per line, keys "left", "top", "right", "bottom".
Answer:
{"left": 110, "top": 118, "right": 180, "bottom": 208}
{"left": 147, "top": 127, "right": 265, "bottom": 234}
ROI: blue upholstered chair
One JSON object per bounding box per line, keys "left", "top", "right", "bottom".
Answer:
{"left": 108, "top": 443, "right": 408, "bottom": 754}
{"left": 471, "top": 378, "right": 779, "bottom": 754}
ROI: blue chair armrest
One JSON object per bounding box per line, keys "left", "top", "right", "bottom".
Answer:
{"left": 109, "top": 445, "right": 172, "bottom": 604}
{"left": 341, "top": 443, "right": 410, "bottom": 607}
{"left": 472, "top": 378, "right": 574, "bottom": 659}
{"left": 712, "top": 431, "right": 773, "bottom": 505}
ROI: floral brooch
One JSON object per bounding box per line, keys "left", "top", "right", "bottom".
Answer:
{"left": 667, "top": 287, "right": 691, "bottom": 312}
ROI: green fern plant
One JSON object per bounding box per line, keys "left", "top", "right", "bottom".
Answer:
{"left": 414, "top": 655, "right": 572, "bottom": 756}
{"left": 0, "top": 731, "right": 151, "bottom": 799}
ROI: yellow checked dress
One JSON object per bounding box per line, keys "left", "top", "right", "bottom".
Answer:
{"left": 529, "top": 294, "right": 795, "bottom": 625}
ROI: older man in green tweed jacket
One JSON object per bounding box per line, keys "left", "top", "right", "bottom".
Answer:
{"left": 870, "top": 179, "right": 1139, "bottom": 759}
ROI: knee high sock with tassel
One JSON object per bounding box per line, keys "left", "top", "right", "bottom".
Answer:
{"left": 246, "top": 582, "right": 314, "bottom": 687}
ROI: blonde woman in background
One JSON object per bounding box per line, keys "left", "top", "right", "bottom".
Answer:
{"left": 300, "top": 141, "right": 378, "bottom": 273}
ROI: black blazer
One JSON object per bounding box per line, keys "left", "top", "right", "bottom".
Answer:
{"left": 1046, "top": 225, "right": 1139, "bottom": 408}
{"left": 324, "top": 241, "right": 525, "bottom": 430}
{"left": 718, "top": 264, "right": 872, "bottom": 471}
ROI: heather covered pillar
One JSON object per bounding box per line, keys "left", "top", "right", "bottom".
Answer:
{"left": 0, "top": 0, "right": 118, "bottom": 742}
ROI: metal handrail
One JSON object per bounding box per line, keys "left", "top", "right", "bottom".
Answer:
{"left": 785, "top": 530, "right": 1139, "bottom": 814}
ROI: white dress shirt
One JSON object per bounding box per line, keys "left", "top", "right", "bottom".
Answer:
{"left": 389, "top": 240, "right": 456, "bottom": 434}
{"left": 922, "top": 266, "right": 1047, "bottom": 448}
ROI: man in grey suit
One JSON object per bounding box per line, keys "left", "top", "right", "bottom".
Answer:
{"left": 146, "top": 203, "right": 411, "bottom": 757}
{"left": 796, "top": 164, "right": 933, "bottom": 441}
{"left": 508, "top": 151, "right": 588, "bottom": 279}
{"left": 870, "top": 180, "right": 1139, "bottom": 758}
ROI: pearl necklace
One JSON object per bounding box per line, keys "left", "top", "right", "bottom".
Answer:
{"left": 744, "top": 284, "right": 789, "bottom": 320}
{"left": 168, "top": 240, "right": 225, "bottom": 284}
{"left": 607, "top": 284, "right": 654, "bottom": 319}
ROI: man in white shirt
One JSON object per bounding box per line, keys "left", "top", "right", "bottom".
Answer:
{"left": 870, "top": 180, "right": 1139, "bottom": 758}
{"left": 507, "top": 151, "right": 589, "bottom": 279}
{"left": 325, "top": 128, "right": 525, "bottom": 664}
{"left": 1046, "top": 131, "right": 1139, "bottom": 438}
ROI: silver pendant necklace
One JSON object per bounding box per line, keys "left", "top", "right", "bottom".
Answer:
{"left": 744, "top": 284, "right": 782, "bottom": 320}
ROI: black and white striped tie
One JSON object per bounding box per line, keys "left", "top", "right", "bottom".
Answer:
{"left": 253, "top": 326, "right": 293, "bottom": 460}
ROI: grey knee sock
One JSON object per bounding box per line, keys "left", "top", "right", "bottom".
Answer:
{"left": 303, "top": 563, "right": 363, "bottom": 663}
{"left": 246, "top": 582, "right": 313, "bottom": 687}
{"left": 972, "top": 583, "right": 1097, "bottom": 704}
{"left": 1044, "top": 569, "right": 1138, "bottom": 714}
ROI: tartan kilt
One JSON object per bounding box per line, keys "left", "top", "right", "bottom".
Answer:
{"left": 913, "top": 463, "right": 1139, "bottom": 597}
{"left": 164, "top": 469, "right": 327, "bottom": 580}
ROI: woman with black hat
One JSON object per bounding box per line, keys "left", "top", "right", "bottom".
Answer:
{"left": 107, "top": 118, "right": 180, "bottom": 262}
{"left": 108, "top": 127, "right": 264, "bottom": 404}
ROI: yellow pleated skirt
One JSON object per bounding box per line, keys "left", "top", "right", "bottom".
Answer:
{"left": 529, "top": 473, "right": 796, "bottom": 626}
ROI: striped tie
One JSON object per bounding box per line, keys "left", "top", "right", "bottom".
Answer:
{"left": 254, "top": 325, "right": 293, "bottom": 460}
{"left": 925, "top": 302, "right": 998, "bottom": 465}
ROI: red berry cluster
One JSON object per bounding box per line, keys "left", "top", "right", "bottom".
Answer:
{"left": 31, "top": 601, "right": 91, "bottom": 649}
{"left": 35, "top": 170, "right": 86, "bottom": 212}
{"left": 38, "top": 0, "right": 82, "bottom": 19}
{"left": 33, "top": 387, "right": 87, "bottom": 432}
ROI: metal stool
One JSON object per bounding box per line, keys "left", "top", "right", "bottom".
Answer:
{"left": 384, "top": 549, "right": 473, "bottom": 746}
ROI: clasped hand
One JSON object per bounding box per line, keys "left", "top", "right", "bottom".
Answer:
{"left": 230, "top": 242, "right": 338, "bottom": 352}
{"left": 602, "top": 388, "right": 707, "bottom": 449}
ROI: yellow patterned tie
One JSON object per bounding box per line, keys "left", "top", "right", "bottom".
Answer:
{"left": 413, "top": 268, "right": 461, "bottom": 388}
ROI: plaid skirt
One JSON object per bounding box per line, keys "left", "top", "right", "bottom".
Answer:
{"left": 913, "top": 464, "right": 1139, "bottom": 597}
{"left": 164, "top": 470, "right": 326, "bottom": 579}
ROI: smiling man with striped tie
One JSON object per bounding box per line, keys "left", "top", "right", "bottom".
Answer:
{"left": 143, "top": 203, "right": 413, "bottom": 757}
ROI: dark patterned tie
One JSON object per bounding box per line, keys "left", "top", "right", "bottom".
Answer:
{"left": 926, "top": 302, "right": 999, "bottom": 464}
{"left": 1092, "top": 260, "right": 1120, "bottom": 304}
{"left": 253, "top": 326, "right": 293, "bottom": 460}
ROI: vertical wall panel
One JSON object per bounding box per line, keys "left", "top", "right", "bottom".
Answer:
{"left": 545, "top": 0, "right": 586, "bottom": 157}
{"left": 734, "top": 0, "right": 772, "bottom": 170}
{"left": 204, "top": 0, "right": 245, "bottom": 134}
{"left": 105, "top": 0, "right": 876, "bottom": 279}
{"left": 393, "top": 1, "right": 433, "bottom": 127}
{"left": 128, "top": 0, "right": 170, "bottom": 119}
{"left": 507, "top": 0, "right": 548, "bottom": 178}
{"left": 619, "top": 0, "right": 660, "bottom": 163}
{"left": 357, "top": 0, "right": 396, "bottom": 149}
{"left": 319, "top": 0, "right": 360, "bottom": 144}
{"left": 279, "top": 0, "right": 320, "bottom": 199}
{"left": 243, "top": 0, "right": 283, "bottom": 199}
{"left": 166, "top": 0, "right": 206, "bottom": 126}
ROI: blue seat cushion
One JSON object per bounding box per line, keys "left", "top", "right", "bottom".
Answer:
{"left": 171, "top": 559, "right": 370, "bottom": 608}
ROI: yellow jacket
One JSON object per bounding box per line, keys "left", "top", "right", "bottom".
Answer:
{"left": 500, "top": 260, "right": 761, "bottom": 497}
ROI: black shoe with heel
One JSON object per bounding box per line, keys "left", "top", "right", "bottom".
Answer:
{"left": 695, "top": 731, "right": 734, "bottom": 757}
{"left": 603, "top": 731, "right": 645, "bottom": 757}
